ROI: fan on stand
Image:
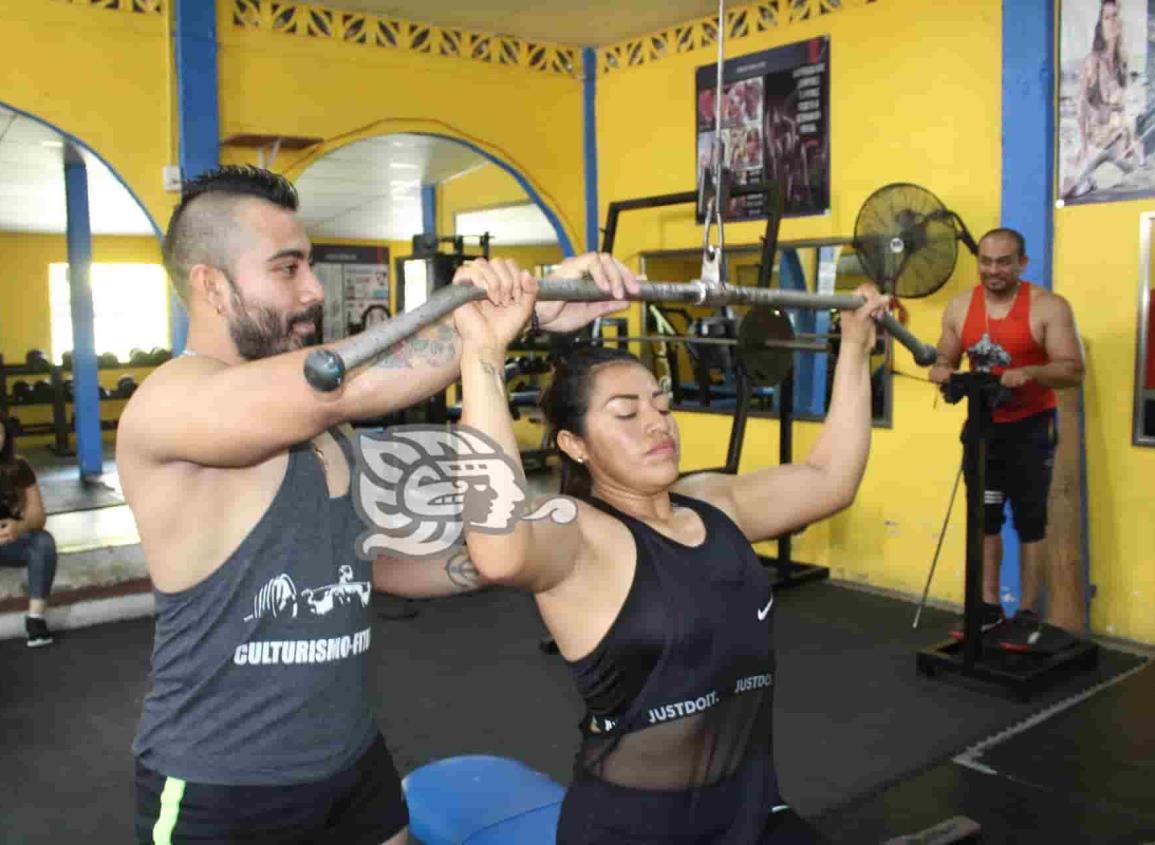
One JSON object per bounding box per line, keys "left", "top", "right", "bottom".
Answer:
{"left": 852, "top": 182, "right": 978, "bottom": 299}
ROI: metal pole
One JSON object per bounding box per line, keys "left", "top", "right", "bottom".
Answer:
{"left": 778, "top": 371, "right": 795, "bottom": 567}
{"left": 963, "top": 377, "right": 990, "bottom": 667}
{"left": 588, "top": 335, "right": 829, "bottom": 353}
{"left": 304, "top": 279, "right": 937, "bottom": 391}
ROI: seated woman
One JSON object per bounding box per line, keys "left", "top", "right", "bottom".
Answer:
{"left": 451, "top": 259, "right": 887, "bottom": 843}
{"left": 0, "top": 414, "right": 58, "bottom": 647}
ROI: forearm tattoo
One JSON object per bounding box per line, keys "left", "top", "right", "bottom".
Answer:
{"left": 445, "top": 549, "right": 482, "bottom": 591}
{"left": 374, "top": 323, "right": 460, "bottom": 370}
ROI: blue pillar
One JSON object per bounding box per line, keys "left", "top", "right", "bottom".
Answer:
{"left": 582, "top": 47, "right": 600, "bottom": 253}
{"left": 172, "top": 0, "right": 221, "bottom": 354}
{"left": 777, "top": 249, "right": 819, "bottom": 414}
{"left": 63, "top": 147, "right": 103, "bottom": 479}
{"left": 999, "top": 0, "right": 1055, "bottom": 615}
{"left": 421, "top": 184, "right": 437, "bottom": 237}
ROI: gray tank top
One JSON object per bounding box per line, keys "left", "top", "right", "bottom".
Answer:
{"left": 133, "top": 430, "right": 379, "bottom": 785}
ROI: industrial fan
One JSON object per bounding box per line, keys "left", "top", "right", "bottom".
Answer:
{"left": 852, "top": 182, "right": 978, "bottom": 299}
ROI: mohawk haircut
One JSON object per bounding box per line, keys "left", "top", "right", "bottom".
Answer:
{"left": 162, "top": 165, "right": 300, "bottom": 303}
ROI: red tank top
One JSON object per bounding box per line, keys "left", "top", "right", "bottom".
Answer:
{"left": 959, "top": 282, "right": 1056, "bottom": 423}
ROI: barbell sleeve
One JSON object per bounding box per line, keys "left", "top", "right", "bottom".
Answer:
{"left": 304, "top": 278, "right": 938, "bottom": 392}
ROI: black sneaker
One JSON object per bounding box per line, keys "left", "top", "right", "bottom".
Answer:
{"left": 949, "top": 602, "right": 1006, "bottom": 642}
{"left": 25, "top": 616, "right": 53, "bottom": 648}
{"left": 998, "top": 609, "right": 1076, "bottom": 654}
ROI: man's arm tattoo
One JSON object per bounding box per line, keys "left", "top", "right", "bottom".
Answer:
{"left": 445, "top": 549, "right": 483, "bottom": 591}
{"left": 374, "top": 323, "right": 460, "bottom": 370}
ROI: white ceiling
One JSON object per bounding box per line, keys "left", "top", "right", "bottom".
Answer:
{"left": 319, "top": 0, "right": 720, "bottom": 46}
{"left": 297, "top": 133, "right": 494, "bottom": 241}
{"left": 0, "top": 105, "right": 157, "bottom": 237}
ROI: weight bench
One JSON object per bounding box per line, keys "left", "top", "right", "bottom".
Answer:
{"left": 403, "top": 755, "right": 564, "bottom": 844}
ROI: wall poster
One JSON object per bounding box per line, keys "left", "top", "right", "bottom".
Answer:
{"left": 695, "top": 36, "right": 830, "bottom": 220}
{"left": 1059, "top": 0, "right": 1155, "bottom": 204}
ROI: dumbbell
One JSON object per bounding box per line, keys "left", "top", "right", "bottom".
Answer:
{"left": 11, "top": 380, "right": 32, "bottom": 404}
{"left": 116, "top": 376, "right": 138, "bottom": 398}
{"left": 25, "top": 349, "right": 49, "bottom": 369}
{"left": 61, "top": 350, "right": 73, "bottom": 370}
{"left": 31, "top": 380, "right": 55, "bottom": 403}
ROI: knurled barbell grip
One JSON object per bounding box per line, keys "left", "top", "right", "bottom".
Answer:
{"left": 303, "top": 279, "right": 936, "bottom": 391}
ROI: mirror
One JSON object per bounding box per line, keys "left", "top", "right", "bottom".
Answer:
{"left": 1135, "top": 212, "right": 1155, "bottom": 446}
{"left": 634, "top": 244, "right": 892, "bottom": 427}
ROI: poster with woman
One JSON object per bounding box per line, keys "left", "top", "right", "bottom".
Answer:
{"left": 695, "top": 36, "right": 829, "bottom": 220}
{"left": 1058, "top": 0, "right": 1155, "bottom": 204}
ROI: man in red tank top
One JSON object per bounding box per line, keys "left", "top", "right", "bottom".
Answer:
{"left": 929, "top": 228, "right": 1085, "bottom": 651}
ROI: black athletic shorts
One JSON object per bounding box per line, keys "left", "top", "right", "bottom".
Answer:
{"left": 964, "top": 409, "right": 1058, "bottom": 542}
{"left": 134, "top": 733, "right": 407, "bottom": 845}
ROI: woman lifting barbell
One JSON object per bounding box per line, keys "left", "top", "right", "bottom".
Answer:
{"left": 452, "top": 258, "right": 889, "bottom": 843}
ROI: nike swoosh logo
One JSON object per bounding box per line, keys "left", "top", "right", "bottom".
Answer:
{"left": 758, "top": 596, "right": 774, "bottom": 621}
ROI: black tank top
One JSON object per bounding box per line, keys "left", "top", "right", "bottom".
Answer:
{"left": 560, "top": 492, "right": 783, "bottom": 842}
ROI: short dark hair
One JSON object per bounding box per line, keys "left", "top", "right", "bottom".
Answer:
{"left": 162, "top": 165, "right": 299, "bottom": 302}
{"left": 979, "top": 227, "right": 1026, "bottom": 258}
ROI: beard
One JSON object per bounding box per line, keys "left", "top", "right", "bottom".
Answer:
{"left": 225, "top": 277, "right": 323, "bottom": 361}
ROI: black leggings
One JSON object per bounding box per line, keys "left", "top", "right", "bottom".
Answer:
{"left": 0, "top": 529, "right": 57, "bottom": 600}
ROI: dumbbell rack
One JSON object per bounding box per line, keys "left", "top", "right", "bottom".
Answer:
{"left": 0, "top": 354, "right": 155, "bottom": 456}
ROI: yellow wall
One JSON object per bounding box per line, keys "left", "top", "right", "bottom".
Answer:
{"left": 1054, "top": 202, "right": 1155, "bottom": 643}
{"left": 0, "top": 233, "right": 165, "bottom": 364}
{"left": 0, "top": 1, "right": 172, "bottom": 231}
{"left": 597, "top": 0, "right": 1001, "bottom": 613}
{"left": 437, "top": 163, "right": 565, "bottom": 270}
{"left": 217, "top": 7, "right": 586, "bottom": 254}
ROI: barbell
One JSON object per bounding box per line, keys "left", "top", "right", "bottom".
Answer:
{"left": 589, "top": 308, "right": 825, "bottom": 388}
{"left": 303, "top": 278, "right": 938, "bottom": 392}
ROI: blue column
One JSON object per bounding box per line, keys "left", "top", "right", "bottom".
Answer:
{"left": 777, "top": 249, "right": 818, "bottom": 414}
{"left": 582, "top": 47, "right": 600, "bottom": 253}
{"left": 63, "top": 147, "right": 103, "bottom": 479}
{"left": 999, "top": 0, "right": 1056, "bottom": 615}
{"left": 172, "top": 0, "right": 221, "bottom": 354}
{"left": 421, "top": 183, "right": 437, "bottom": 237}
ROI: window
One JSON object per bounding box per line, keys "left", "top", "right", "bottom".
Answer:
{"left": 49, "top": 263, "right": 170, "bottom": 364}
{"left": 455, "top": 203, "right": 557, "bottom": 246}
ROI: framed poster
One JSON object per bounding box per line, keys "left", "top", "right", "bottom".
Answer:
{"left": 315, "top": 244, "right": 391, "bottom": 342}
{"left": 695, "top": 36, "right": 830, "bottom": 220}
{"left": 1058, "top": 0, "right": 1155, "bottom": 204}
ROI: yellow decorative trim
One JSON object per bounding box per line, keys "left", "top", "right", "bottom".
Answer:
{"left": 598, "top": 0, "right": 876, "bottom": 75}
{"left": 231, "top": 0, "right": 578, "bottom": 77}
{"left": 54, "top": 0, "right": 162, "bottom": 12}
